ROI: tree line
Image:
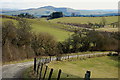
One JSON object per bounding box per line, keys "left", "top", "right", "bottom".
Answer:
{"left": 59, "top": 30, "right": 119, "bottom": 54}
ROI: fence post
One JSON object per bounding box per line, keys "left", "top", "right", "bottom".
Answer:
{"left": 43, "top": 65, "right": 48, "bottom": 80}
{"left": 57, "top": 69, "right": 62, "bottom": 80}
{"left": 68, "top": 55, "right": 69, "bottom": 59}
{"left": 77, "top": 55, "right": 79, "bottom": 59}
{"left": 50, "top": 56, "right": 51, "bottom": 61}
{"left": 48, "top": 68, "right": 53, "bottom": 80}
{"left": 34, "top": 58, "right": 37, "bottom": 72}
{"left": 45, "top": 58, "right": 47, "bottom": 63}
{"left": 89, "top": 55, "right": 90, "bottom": 58}
{"left": 84, "top": 71, "right": 91, "bottom": 80}
{"left": 39, "top": 63, "right": 43, "bottom": 80}
{"left": 37, "top": 62, "right": 40, "bottom": 75}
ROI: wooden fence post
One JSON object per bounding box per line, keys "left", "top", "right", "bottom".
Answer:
{"left": 43, "top": 66, "right": 48, "bottom": 80}
{"left": 57, "top": 69, "right": 62, "bottom": 80}
{"left": 84, "top": 71, "right": 91, "bottom": 80}
{"left": 34, "top": 58, "right": 37, "bottom": 72}
{"left": 68, "top": 55, "right": 69, "bottom": 59}
{"left": 37, "top": 62, "right": 40, "bottom": 75}
{"left": 77, "top": 55, "right": 79, "bottom": 59}
{"left": 39, "top": 63, "right": 43, "bottom": 80}
{"left": 48, "top": 68, "right": 53, "bottom": 80}
{"left": 50, "top": 56, "right": 51, "bottom": 61}
{"left": 45, "top": 58, "right": 47, "bottom": 63}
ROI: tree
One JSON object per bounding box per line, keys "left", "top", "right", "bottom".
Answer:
{"left": 50, "top": 12, "right": 63, "bottom": 19}
{"left": 2, "top": 20, "right": 17, "bottom": 45}
{"left": 59, "top": 30, "right": 90, "bottom": 53}
{"left": 17, "top": 19, "right": 32, "bottom": 46}
{"left": 31, "top": 33, "right": 58, "bottom": 56}
{"left": 17, "top": 13, "right": 35, "bottom": 18}
{"left": 70, "top": 33, "right": 82, "bottom": 52}
{"left": 71, "top": 13, "right": 75, "bottom": 17}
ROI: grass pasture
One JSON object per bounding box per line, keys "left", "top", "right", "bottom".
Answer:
{"left": 30, "top": 18, "right": 72, "bottom": 41}
{"left": 23, "top": 56, "right": 119, "bottom": 79}
{"left": 49, "top": 16, "right": 118, "bottom": 32}
{"left": 49, "top": 16, "right": 118, "bottom": 24}
{"left": 23, "top": 65, "right": 80, "bottom": 79}
{"left": 48, "top": 56, "right": 119, "bottom": 78}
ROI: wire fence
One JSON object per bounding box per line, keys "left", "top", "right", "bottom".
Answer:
{"left": 33, "top": 52, "right": 117, "bottom": 80}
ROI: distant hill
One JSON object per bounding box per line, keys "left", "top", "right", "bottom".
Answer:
{"left": 1, "top": 6, "right": 118, "bottom": 17}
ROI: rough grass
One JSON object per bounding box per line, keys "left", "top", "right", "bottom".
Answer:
{"left": 48, "top": 56, "right": 119, "bottom": 78}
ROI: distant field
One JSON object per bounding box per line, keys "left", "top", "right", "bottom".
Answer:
{"left": 48, "top": 56, "right": 119, "bottom": 78}
{"left": 50, "top": 16, "right": 118, "bottom": 24}
{"left": 49, "top": 16, "right": 118, "bottom": 32}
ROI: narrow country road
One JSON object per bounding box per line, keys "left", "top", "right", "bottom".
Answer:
{"left": 2, "top": 61, "right": 33, "bottom": 78}
{"left": 1, "top": 52, "right": 109, "bottom": 79}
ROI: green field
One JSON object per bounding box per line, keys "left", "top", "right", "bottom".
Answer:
{"left": 50, "top": 16, "right": 118, "bottom": 24}
{"left": 49, "top": 16, "right": 118, "bottom": 32}
{"left": 48, "top": 56, "right": 119, "bottom": 78}
{"left": 29, "top": 19, "right": 72, "bottom": 41}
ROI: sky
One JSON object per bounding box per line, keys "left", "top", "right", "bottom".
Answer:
{"left": 0, "top": 0, "right": 119, "bottom": 10}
